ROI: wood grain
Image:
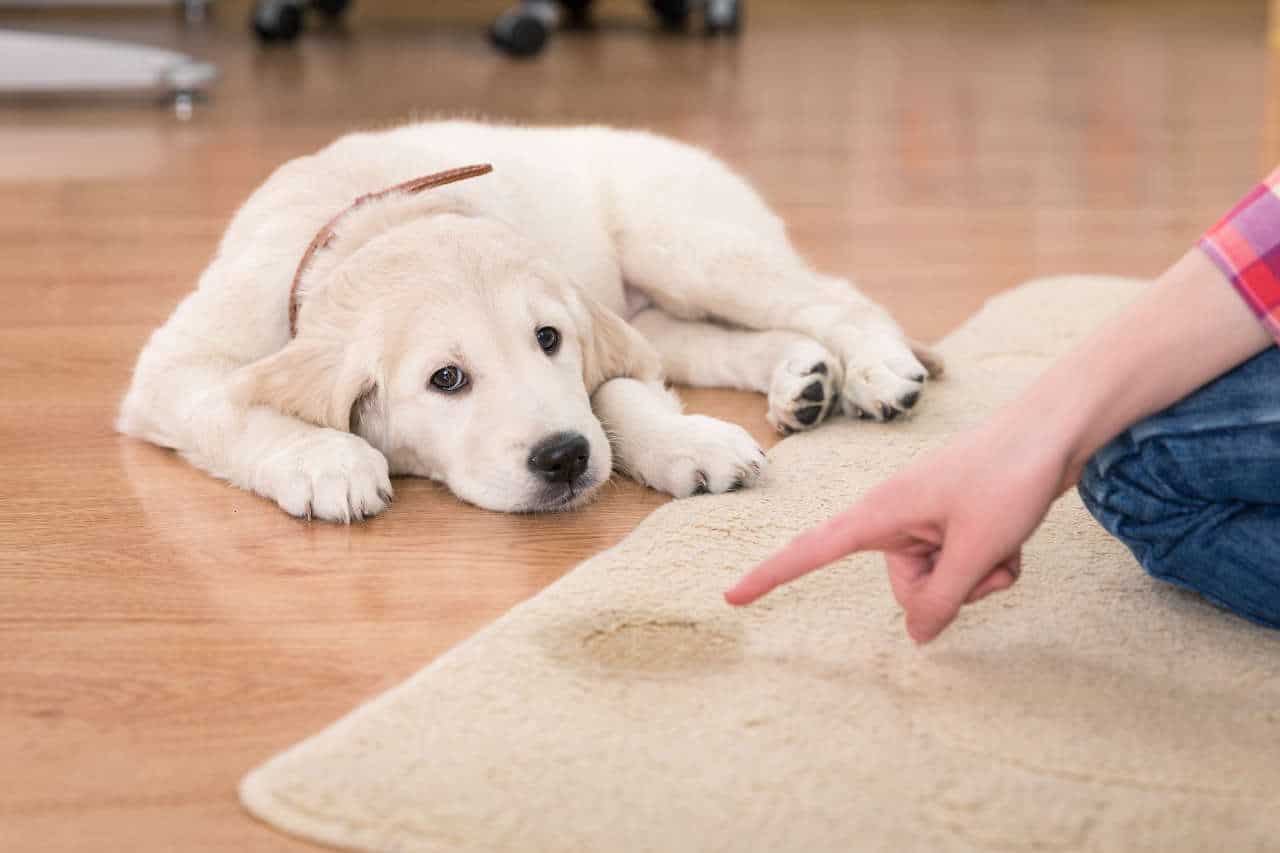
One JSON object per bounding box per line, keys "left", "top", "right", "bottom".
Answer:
{"left": 0, "top": 1, "right": 1271, "bottom": 850}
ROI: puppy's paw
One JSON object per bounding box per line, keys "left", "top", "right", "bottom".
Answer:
{"left": 260, "top": 430, "right": 392, "bottom": 522}
{"left": 767, "top": 339, "right": 843, "bottom": 435}
{"left": 628, "top": 415, "right": 766, "bottom": 498}
{"left": 833, "top": 330, "right": 932, "bottom": 423}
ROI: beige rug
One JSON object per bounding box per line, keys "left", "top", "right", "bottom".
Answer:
{"left": 241, "top": 277, "right": 1280, "bottom": 853}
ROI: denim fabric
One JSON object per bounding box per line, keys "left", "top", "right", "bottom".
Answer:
{"left": 1078, "top": 346, "right": 1280, "bottom": 628}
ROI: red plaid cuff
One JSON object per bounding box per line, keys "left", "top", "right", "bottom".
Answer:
{"left": 1198, "top": 168, "right": 1280, "bottom": 345}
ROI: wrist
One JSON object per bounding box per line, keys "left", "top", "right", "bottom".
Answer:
{"left": 982, "top": 376, "right": 1093, "bottom": 494}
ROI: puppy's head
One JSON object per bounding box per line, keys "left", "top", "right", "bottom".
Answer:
{"left": 240, "top": 213, "right": 658, "bottom": 513}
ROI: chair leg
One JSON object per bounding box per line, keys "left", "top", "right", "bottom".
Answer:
{"left": 491, "top": 1, "right": 560, "bottom": 57}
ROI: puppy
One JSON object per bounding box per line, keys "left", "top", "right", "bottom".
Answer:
{"left": 118, "top": 121, "right": 940, "bottom": 519}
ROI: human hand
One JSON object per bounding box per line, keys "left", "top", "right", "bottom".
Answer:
{"left": 724, "top": 420, "right": 1072, "bottom": 643}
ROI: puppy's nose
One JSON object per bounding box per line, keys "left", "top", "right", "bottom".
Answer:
{"left": 528, "top": 432, "right": 590, "bottom": 484}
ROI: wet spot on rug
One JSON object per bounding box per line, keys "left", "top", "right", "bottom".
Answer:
{"left": 541, "top": 613, "right": 744, "bottom": 679}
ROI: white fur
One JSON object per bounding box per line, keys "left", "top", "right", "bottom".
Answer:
{"left": 119, "top": 121, "right": 938, "bottom": 520}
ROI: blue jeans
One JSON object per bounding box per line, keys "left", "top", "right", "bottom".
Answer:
{"left": 1077, "top": 345, "right": 1280, "bottom": 629}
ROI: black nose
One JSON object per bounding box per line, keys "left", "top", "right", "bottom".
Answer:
{"left": 528, "top": 432, "right": 591, "bottom": 484}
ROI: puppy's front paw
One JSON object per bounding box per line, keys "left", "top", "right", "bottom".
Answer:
{"left": 767, "top": 339, "right": 843, "bottom": 435}
{"left": 834, "top": 330, "right": 931, "bottom": 422}
{"left": 628, "top": 415, "right": 765, "bottom": 498}
{"left": 259, "top": 430, "right": 392, "bottom": 522}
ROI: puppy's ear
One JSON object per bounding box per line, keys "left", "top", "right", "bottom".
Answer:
{"left": 236, "top": 336, "right": 378, "bottom": 432}
{"left": 571, "top": 291, "right": 664, "bottom": 393}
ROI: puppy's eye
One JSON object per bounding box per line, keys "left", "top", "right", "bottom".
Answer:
{"left": 429, "top": 365, "right": 467, "bottom": 393}
{"left": 536, "top": 326, "right": 560, "bottom": 355}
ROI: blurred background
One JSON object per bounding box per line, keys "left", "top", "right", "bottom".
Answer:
{"left": 3, "top": 3, "right": 1278, "bottom": 851}
{"left": 4, "top": 0, "right": 1275, "bottom": 340}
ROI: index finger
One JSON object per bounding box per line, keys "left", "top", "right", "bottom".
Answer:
{"left": 724, "top": 501, "right": 901, "bottom": 606}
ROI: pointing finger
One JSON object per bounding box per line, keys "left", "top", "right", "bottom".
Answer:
{"left": 725, "top": 499, "right": 905, "bottom": 606}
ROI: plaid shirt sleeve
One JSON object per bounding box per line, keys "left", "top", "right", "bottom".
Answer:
{"left": 1197, "top": 167, "right": 1280, "bottom": 345}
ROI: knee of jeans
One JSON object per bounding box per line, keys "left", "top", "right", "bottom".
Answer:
{"left": 1076, "top": 453, "right": 1107, "bottom": 507}
{"left": 1076, "top": 438, "right": 1197, "bottom": 571}
{"left": 1077, "top": 436, "right": 1152, "bottom": 518}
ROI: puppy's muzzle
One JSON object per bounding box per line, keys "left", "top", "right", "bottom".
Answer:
{"left": 528, "top": 432, "right": 591, "bottom": 485}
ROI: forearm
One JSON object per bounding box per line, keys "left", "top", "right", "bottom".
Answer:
{"left": 990, "top": 248, "right": 1273, "bottom": 488}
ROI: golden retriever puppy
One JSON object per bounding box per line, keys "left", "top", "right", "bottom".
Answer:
{"left": 119, "top": 121, "right": 939, "bottom": 520}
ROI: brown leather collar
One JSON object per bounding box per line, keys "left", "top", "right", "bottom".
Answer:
{"left": 288, "top": 163, "right": 494, "bottom": 337}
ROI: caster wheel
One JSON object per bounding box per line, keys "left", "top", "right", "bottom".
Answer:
{"left": 252, "top": 0, "right": 303, "bottom": 42}
{"left": 491, "top": 10, "right": 549, "bottom": 57}
{"left": 649, "top": 0, "right": 690, "bottom": 31}
{"left": 312, "top": 0, "right": 349, "bottom": 18}
{"left": 704, "top": 0, "right": 740, "bottom": 35}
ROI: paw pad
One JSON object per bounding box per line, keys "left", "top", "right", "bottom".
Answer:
{"left": 768, "top": 349, "right": 841, "bottom": 436}
{"left": 794, "top": 405, "right": 823, "bottom": 426}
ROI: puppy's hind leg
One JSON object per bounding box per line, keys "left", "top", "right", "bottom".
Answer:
{"left": 630, "top": 308, "right": 841, "bottom": 435}
{"left": 617, "top": 217, "right": 939, "bottom": 422}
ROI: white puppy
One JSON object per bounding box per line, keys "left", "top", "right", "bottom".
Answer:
{"left": 118, "top": 121, "right": 940, "bottom": 520}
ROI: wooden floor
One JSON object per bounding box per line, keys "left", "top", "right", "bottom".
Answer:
{"left": 0, "top": 1, "right": 1273, "bottom": 849}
